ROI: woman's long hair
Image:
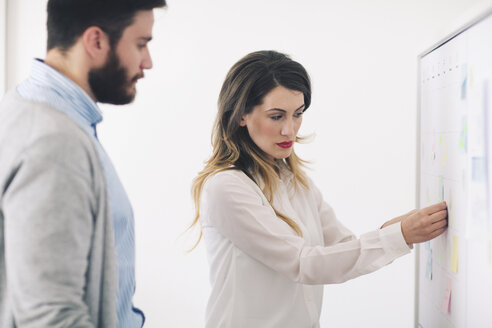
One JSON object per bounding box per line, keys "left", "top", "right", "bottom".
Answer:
{"left": 190, "top": 50, "right": 312, "bottom": 246}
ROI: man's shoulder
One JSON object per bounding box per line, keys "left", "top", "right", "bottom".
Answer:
{"left": 0, "top": 90, "right": 99, "bottom": 176}
{"left": 0, "top": 89, "right": 94, "bottom": 149}
{"left": 2, "top": 89, "right": 86, "bottom": 133}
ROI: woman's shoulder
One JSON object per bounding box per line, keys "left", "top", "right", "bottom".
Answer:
{"left": 202, "top": 169, "right": 266, "bottom": 206}
{"left": 204, "top": 169, "right": 259, "bottom": 192}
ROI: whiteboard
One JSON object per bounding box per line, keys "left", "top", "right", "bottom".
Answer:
{"left": 416, "top": 8, "right": 492, "bottom": 328}
{"left": 0, "top": 0, "right": 5, "bottom": 96}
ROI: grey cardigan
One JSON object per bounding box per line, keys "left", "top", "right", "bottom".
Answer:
{"left": 0, "top": 91, "right": 117, "bottom": 327}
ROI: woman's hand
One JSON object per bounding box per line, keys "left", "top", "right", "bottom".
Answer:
{"left": 399, "top": 202, "right": 448, "bottom": 244}
{"left": 380, "top": 209, "right": 418, "bottom": 229}
{"left": 382, "top": 202, "right": 448, "bottom": 244}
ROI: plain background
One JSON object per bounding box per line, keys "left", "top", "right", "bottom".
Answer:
{"left": 2, "top": 0, "right": 491, "bottom": 327}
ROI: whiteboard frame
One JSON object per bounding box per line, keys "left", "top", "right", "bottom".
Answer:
{"left": 0, "top": 0, "right": 6, "bottom": 96}
{"left": 415, "top": 56, "right": 421, "bottom": 328}
{"left": 415, "top": 6, "right": 492, "bottom": 327}
{"left": 419, "top": 6, "right": 492, "bottom": 59}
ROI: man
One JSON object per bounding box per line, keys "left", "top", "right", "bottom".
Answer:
{"left": 0, "top": 0, "right": 166, "bottom": 327}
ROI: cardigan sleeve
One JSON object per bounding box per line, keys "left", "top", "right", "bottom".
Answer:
{"left": 3, "top": 133, "right": 96, "bottom": 328}
{"left": 201, "top": 171, "right": 411, "bottom": 285}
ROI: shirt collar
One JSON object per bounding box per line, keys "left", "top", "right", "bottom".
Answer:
{"left": 29, "top": 58, "right": 103, "bottom": 127}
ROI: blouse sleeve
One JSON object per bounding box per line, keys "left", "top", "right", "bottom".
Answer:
{"left": 201, "top": 171, "right": 411, "bottom": 285}
{"left": 311, "top": 182, "right": 357, "bottom": 246}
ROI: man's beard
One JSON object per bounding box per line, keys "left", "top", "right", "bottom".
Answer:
{"left": 88, "top": 49, "right": 143, "bottom": 105}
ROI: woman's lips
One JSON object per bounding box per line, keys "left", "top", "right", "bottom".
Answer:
{"left": 277, "top": 141, "right": 293, "bottom": 149}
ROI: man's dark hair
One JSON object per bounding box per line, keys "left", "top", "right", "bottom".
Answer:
{"left": 47, "top": 0, "right": 166, "bottom": 51}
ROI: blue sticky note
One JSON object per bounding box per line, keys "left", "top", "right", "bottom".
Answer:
{"left": 426, "top": 249, "right": 433, "bottom": 280}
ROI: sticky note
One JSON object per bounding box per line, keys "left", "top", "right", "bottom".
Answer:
{"left": 461, "top": 71, "right": 467, "bottom": 99}
{"left": 459, "top": 118, "right": 467, "bottom": 151}
{"left": 450, "top": 235, "right": 459, "bottom": 273}
{"left": 459, "top": 136, "right": 465, "bottom": 148}
{"left": 438, "top": 176, "right": 444, "bottom": 202}
{"left": 441, "top": 138, "right": 447, "bottom": 167}
{"left": 440, "top": 277, "right": 452, "bottom": 313}
{"left": 448, "top": 191, "right": 454, "bottom": 227}
{"left": 425, "top": 248, "right": 433, "bottom": 280}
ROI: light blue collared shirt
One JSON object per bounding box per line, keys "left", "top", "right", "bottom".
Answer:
{"left": 17, "top": 59, "right": 144, "bottom": 328}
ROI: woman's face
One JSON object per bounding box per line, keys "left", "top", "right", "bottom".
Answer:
{"left": 240, "top": 85, "right": 305, "bottom": 160}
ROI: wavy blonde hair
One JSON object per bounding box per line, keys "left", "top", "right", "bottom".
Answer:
{"left": 190, "top": 50, "right": 312, "bottom": 246}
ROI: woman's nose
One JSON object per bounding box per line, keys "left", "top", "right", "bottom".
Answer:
{"left": 281, "top": 119, "right": 295, "bottom": 137}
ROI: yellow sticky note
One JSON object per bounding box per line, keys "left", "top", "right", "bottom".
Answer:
{"left": 450, "top": 235, "right": 459, "bottom": 273}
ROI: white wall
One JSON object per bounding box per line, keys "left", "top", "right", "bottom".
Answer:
{"left": 6, "top": 0, "right": 47, "bottom": 90}
{"left": 6, "top": 0, "right": 491, "bottom": 327}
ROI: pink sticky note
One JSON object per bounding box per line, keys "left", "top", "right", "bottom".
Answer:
{"left": 440, "top": 277, "right": 452, "bottom": 313}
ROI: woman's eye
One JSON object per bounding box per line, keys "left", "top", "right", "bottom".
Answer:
{"left": 271, "top": 115, "right": 282, "bottom": 121}
{"left": 294, "top": 111, "right": 304, "bottom": 118}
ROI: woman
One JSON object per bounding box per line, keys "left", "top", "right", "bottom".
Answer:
{"left": 191, "top": 50, "right": 447, "bottom": 327}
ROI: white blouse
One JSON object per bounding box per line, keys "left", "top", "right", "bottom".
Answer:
{"left": 200, "top": 169, "right": 411, "bottom": 328}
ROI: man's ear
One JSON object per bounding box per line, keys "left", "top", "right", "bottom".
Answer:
{"left": 81, "top": 26, "right": 110, "bottom": 64}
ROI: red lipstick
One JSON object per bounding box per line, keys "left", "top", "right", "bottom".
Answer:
{"left": 277, "top": 141, "right": 293, "bottom": 149}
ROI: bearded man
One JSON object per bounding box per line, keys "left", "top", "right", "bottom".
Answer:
{"left": 0, "top": 0, "right": 166, "bottom": 327}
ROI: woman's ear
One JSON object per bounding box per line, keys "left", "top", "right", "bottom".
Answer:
{"left": 239, "top": 115, "right": 248, "bottom": 127}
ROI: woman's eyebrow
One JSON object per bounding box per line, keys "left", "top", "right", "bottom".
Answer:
{"left": 265, "top": 104, "right": 305, "bottom": 112}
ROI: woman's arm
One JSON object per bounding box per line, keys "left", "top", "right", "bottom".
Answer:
{"left": 202, "top": 172, "right": 412, "bottom": 285}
